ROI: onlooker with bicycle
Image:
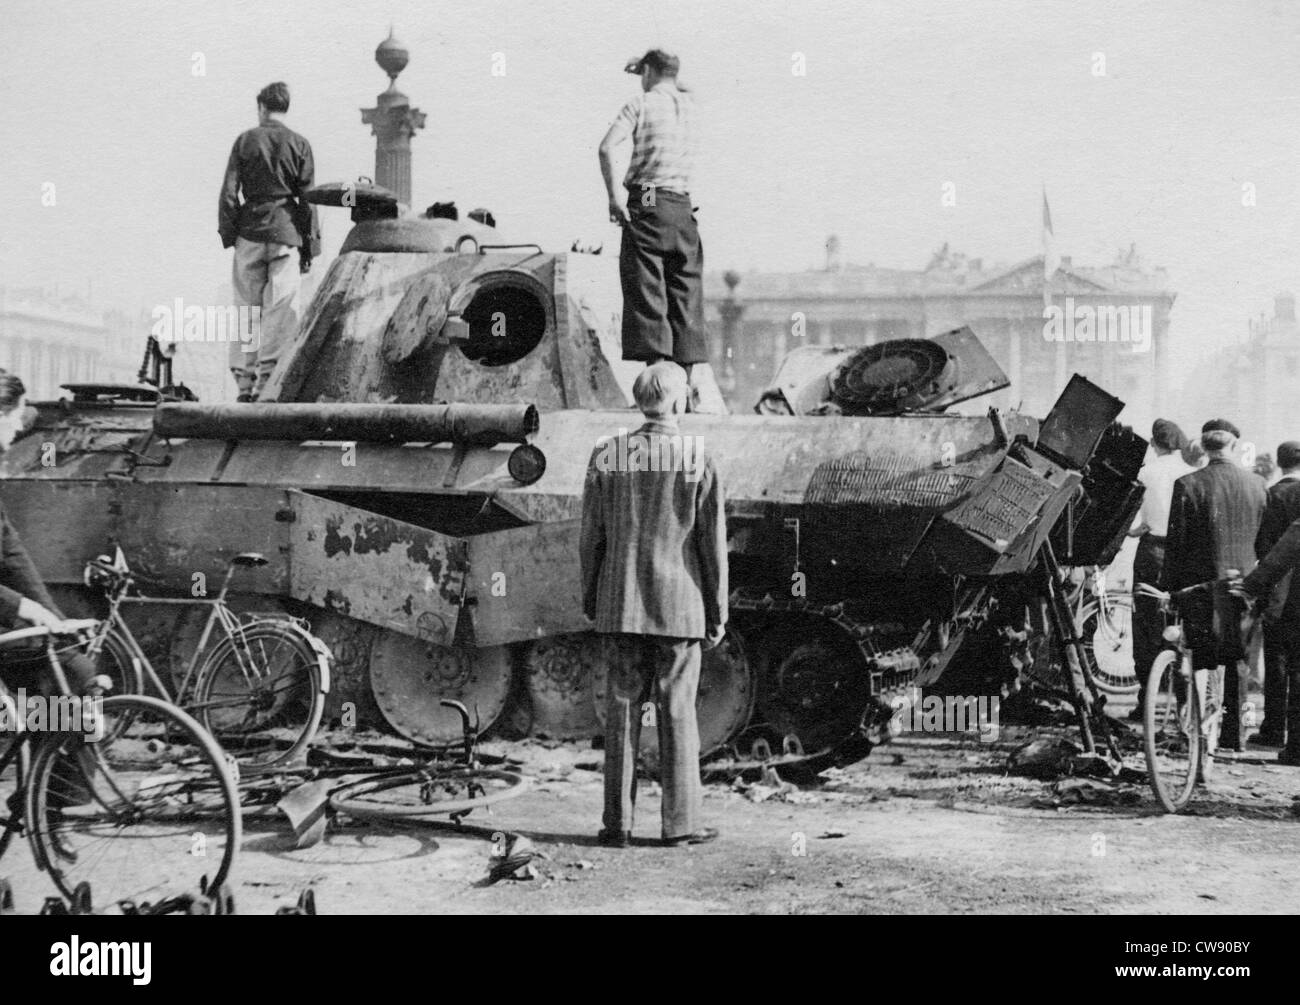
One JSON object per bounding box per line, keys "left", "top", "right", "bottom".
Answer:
{"left": 1126, "top": 419, "right": 1193, "bottom": 720}
{"left": 1163, "top": 419, "right": 1266, "bottom": 750}
{"left": 0, "top": 369, "right": 104, "bottom": 695}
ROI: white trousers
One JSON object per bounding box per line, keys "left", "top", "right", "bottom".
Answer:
{"left": 229, "top": 237, "right": 300, "bottom": 396}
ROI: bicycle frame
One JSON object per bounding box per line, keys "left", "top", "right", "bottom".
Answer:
{"left": 86, "top": 560, "right": 286, "bottom": 705}
{"left": 1156, "top": 602, "right": 1223, "bottom": 749}
{"left": 1135, "top": 581, "right": 1227, "bottom": 780}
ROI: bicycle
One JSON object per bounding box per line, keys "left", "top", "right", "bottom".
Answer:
{"left": 1067, "top": 565, "right": 1137, "bottom": 695}
{"left": 1133, "top": 580, "right": 1228, "bottom": 812}
{"left": 326, "top": 700, "right": 528, "bottom": 825}
{"left": 0, "top": 621, "right": 241, "bottom": 907}
{"left": 81, "top": 547, "right": 330, "bottom": 771}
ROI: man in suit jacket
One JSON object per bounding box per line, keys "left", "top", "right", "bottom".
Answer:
{"left": 580, "top": 361, "right": 727, "bottom": 847}
{"left": 1163, "top": 419, "right": 1267, "bottom": 749}
{"left": 1250, "top": 441, "right": 1300, "bottom": 747}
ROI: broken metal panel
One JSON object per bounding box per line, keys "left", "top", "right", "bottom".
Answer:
{"left": 913, "top": 450, "right": 1084, "bottom": 577}
{"left": 466, "top": 518, "right": 589, "bottom": 645}
{"left": 924, "top": 327, "right": 1012, "bottom": 411}
{"left": 286, "top": 490, "right": 467, "bottom": 641}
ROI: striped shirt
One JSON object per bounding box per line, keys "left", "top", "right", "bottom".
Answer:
{"left": 579, "top": 420, "right": 728, "bottom": 638}
{"left": 608, "top": 82, "right": 697, "bottom": 196}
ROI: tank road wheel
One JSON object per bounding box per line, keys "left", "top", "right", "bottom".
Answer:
{"left": 368, "top": 629, "right": 513, "bottom": 747}
{"left": 754, "top": 617, "right": 873, "bottom": 753}
{"left": 309, "top": 612, "right": 379, "bottom": 723}
{"left": 524, "top": 633, "right": 604, "bottom": 740}
{"left": 590, "top": 629, "right": 756, "bottom": 761}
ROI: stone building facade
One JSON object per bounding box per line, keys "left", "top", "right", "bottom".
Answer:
{"left": 1178, "top": 293, "right": 1300, "bottom": 462}
{"left": 0, "top": 287, "right": 229, "bottom": 403}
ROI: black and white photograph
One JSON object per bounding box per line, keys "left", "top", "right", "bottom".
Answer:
{"left": 0, "top": 0, "right": 1295, "bottom": 957}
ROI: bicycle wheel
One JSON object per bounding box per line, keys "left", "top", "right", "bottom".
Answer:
{"left": 24, "top": 694, "right": 240, "bottom": 908}
{"left": 82, "top": 627, "right": 145, "bottom": 698}
{"left": 1144, "top": 650, "right": 1201, "bottom": 813}
{"left": 1196, "top": 666, "right": 1223, "bottom": 783}
{"left": 1079, "top": 595, "right": 1137, "bottom": 694}
{"left": 192, "top": 621, "right": 326, "bottom": 770}
{"left": 78, "top": 629, "right": 146, "bottom": 746}
{"left": 0, "top": 728, "right": 27, "bottom": 863}
{"left": 329, "top": 767, "right": 527, "bottom": 821}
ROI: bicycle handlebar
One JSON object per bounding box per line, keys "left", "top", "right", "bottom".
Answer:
{"left": 1134, "top": 578, "right": 1245, "bottom": 606}
{"left": 0, "top": 619, "right": 100, "bottom": 647}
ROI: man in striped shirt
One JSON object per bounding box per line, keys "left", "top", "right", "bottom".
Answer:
{"left": 599, "top": 50, "right": 724, "bottom": 411}
{"left": 580, "top": 361, "right": 727, "bottom": 848}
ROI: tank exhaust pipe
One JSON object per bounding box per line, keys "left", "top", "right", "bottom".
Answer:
{"left": 155, "top": 402, "right": 539, "bottom": 445}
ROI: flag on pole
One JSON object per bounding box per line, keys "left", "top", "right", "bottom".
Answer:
{"left": 1042, "top": 189, "right": 1060, "bottom": 309}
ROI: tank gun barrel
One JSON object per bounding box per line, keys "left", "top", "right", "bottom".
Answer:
{"left": 154, "top": 402, "right": 539, "bottom": 445}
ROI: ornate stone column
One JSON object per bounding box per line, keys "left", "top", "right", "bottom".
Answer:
{"left": 360, "top": 30, "right": 426, "bottom": 207}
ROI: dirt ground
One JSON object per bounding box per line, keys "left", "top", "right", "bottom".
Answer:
{"left": 5, "top": 687, "right": 1300, "bottom": 915}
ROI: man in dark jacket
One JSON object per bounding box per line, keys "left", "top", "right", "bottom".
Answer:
{"left": 1163, "top": 419, "right": 1267, "bottom": 749}
{"left": 1250, "top": 441, "right": 1300, "bottom": 746}
{"left": 218, "top": 81, "right": 321, "bottom": 401}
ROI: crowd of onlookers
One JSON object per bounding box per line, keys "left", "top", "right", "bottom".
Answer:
{"left": 1130, "top": 418, "right": 1300, "bottom": 764}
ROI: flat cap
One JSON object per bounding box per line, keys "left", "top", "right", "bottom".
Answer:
{"left": 625, "top": 49, "right": 680, "bottom": 75}
{"left": 1202, "top": 418, "right": 1241, "bottom": 438}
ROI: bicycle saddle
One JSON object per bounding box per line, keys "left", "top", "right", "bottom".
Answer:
{"left": 231, "top": 553, "right": 269, "bottom": 568}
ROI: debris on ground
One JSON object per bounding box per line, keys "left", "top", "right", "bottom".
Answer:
{"left": 487, "top": 834, "right": 543, "bottom": 883}
{"left": 1007, "top": 737, "right": 1083, "bottom": 779}
{"left": 1032, "top": 777, "right": 1142, "bottom": 808}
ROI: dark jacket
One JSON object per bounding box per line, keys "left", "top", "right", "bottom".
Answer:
{"left": 1254, "top": 475, "right": 1300, "bottom": 620}
{"left": 218, "top": 120, "right": 321, "bottom": 254}
{"left": 1162, "top": 457, "right": 1267, "bottom": 591}
{"left": 0, "top": 508, "right": 60, "bottom": 624}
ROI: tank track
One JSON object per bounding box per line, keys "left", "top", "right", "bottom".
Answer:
{"left": 730, "top": 589, "right": 922, "bottom": 747}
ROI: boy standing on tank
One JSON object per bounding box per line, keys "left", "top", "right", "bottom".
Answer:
{"left": 218, "top": 81, "right": 320, "bottom": 401}
{"left": 598, "top": 51, "right": 725, "bottom": 413}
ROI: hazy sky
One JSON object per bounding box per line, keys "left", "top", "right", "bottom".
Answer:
{"left": 4, "top": 0, "right": 1299, "bottom": 386}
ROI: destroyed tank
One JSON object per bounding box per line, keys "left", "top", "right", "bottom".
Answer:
{"left": 0, "top": 183, "right": 1147, "bottom": 763}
